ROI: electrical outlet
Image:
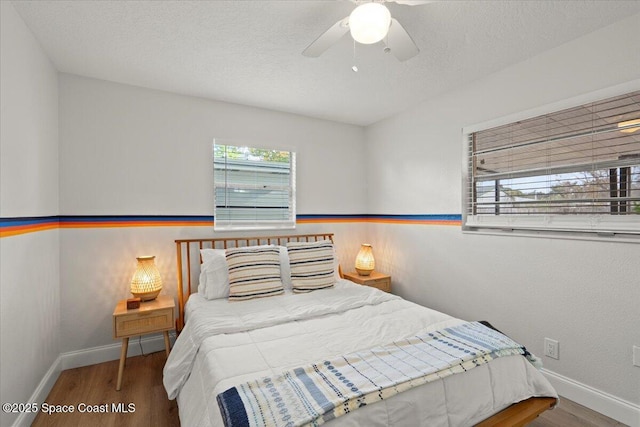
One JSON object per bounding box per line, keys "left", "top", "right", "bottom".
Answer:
{"left": 634, "top": 346, "right": 640, "bottom": 367}
{"left": 544, "top": 338, "right": 559, "bottom": 360}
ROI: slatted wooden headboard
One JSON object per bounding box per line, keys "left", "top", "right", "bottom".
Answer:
{"left": 174, "top": 233, "right": 336, "bottom": 332}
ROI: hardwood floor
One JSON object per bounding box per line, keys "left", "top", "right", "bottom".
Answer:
{"left": 531, "top": 398, "right": 628, "bottom": 427}
{"left": 32, "top": 351, "right": 178, "bottom": 427}
{"left": 32, "top": 351, "right": 626, "bottom": 426}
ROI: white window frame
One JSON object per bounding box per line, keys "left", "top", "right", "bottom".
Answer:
{"left": 462, "top": 81, "right": 640, "bottom": 239}
{"left": 213, "top": 140, "right": 296, "bottom": 231}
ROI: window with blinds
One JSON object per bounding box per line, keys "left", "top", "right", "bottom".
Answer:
{"left": 464, "top": 90, "right": 640, "bottom": 235}
{"left": 213, "top": 142, "right": 296, "bottom": 231}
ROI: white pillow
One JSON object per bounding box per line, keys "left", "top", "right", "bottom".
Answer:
{"left": 279, "top": 246, "right": 293, "bottom": 290}
{"left": 198, "top": 249, "right": 229, "bottom": 300}
{"left": 332, "top": 244, "right": 342, "bottom": 280}
{"left": 198, "top": 245, "right": 292, "bottom": 299}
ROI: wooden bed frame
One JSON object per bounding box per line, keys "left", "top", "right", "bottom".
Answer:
{"left": 173, "top": 233, "right": 556, "bottom": 427}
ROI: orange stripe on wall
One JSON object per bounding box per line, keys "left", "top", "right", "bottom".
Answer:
{"left": 0, "top": 223, "right": 59, "bottom": 238}
{"left": 1, "top": 215, "right": 462, "bottom": 238}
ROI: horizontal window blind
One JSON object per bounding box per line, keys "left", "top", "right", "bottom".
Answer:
{"left": 465, "top": 90, "right": 640, "bottom": 235}
{"left": 214, "top": 143, "right": 296, "bottom": 231}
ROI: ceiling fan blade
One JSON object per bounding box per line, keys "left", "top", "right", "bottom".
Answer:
{"left": 302, "top": 17, "right": 350, "bottom": 57}
{"left": 384, "top": 18, "right": 419, "bottom": 61}
{"left": 389, "top": 0, "right": 434, "bottom": 5}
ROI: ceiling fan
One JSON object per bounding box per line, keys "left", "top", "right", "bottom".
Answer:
{"left": 302, "top": 0, "right": 432, "bottom": 62}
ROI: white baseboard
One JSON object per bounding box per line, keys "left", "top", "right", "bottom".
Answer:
{"left": 60, "top": 333, "right": 172, "bottom": 370}
{"left": 13, "top": 355, "right": 62, "bottom": 427}
{"left": 542, "top": 368, "right": 640, "bottom": 427}
{"left": 12, "top": 333, "right": 175, "bottom": 427}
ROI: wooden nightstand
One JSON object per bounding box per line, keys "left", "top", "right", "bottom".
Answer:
{"left": 113, "top": 295, "right": 175, "bottom": 391}
{"left": 343, "top": 271, "right": 391, "bottom": 293}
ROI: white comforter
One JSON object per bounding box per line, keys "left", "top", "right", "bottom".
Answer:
{"left": 163, "top": 280, "right": 557, "bottom": 427}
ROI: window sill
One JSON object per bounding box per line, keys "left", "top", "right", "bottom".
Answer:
{"left": 462, "top": 226, "right": 640, "bottom": 244}
{"left": 213, "top": 224, "right": 296, "bottom": 232}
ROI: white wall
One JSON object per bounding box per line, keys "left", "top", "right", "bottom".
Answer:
{"left": 0, "top": 2, "right": 60, "bottom": 426}
{"left": 365, "top": 12, "right": 640, "bottom": 415}
{"left": 58, "top": 75, "right": 368, "bottom": 352}
{"left": 4, "top": 3, "right": 639, "bottom": 424}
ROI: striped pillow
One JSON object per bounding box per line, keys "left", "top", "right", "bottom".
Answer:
{"left": 287, "top": 240, "right": 336, "bottom": 293}
{"left": 226, "top": 245, "right": 284, "bottom": 301}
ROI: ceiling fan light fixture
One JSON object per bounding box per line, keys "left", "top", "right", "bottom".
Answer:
{"left": 349, "top": 3, "right": 391, "bottom": 45}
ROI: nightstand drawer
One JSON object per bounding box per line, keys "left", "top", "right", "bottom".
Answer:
{"left": 368, "top": 278, "right": 391, "bottom": 292}
{"left": 114, "top": 307, "right": 173, "bottom": 338}
{"left": 343, "top": 271, "right": 392, "bottom": 293}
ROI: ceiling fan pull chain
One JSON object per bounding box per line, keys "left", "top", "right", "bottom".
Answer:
{"left": 352, "top": 39, "right": 359, "bottom": 72}
{"left": 384, "top": 32, "right": 391, "bottom": 54}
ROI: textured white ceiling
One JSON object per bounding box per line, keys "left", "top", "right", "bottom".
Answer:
{"left": 11, "top": 1, "right": 640, "bottom": 126}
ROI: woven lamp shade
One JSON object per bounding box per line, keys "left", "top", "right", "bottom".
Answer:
{"left": 355, "top": 244, "right": 375, "bottom": 276}
{"left": 130, "top": 256, "right": 163, "bottom": 301}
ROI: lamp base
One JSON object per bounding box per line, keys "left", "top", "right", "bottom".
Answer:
{"left": 355, "top": 268, "right": 373, "bottom": 276}
{"left": 131, "top": 289, "right": 161, "bottom": 301}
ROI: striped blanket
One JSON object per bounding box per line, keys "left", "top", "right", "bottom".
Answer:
{"left": 216, "top": 321, "right": 527, "bottom": 427}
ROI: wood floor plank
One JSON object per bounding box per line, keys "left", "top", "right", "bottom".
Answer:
{"left": 530, "top": 398, "right": 628, "bottom": 427}
{"left": 33, "top": 351, "right": 625, "bottom": 427}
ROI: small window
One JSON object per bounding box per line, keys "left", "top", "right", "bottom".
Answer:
{"left": 464, "top": 90, "right": 640, "bottom": 236}
{"left": 213, "top": 142, "right": 296, "bottom": 231}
